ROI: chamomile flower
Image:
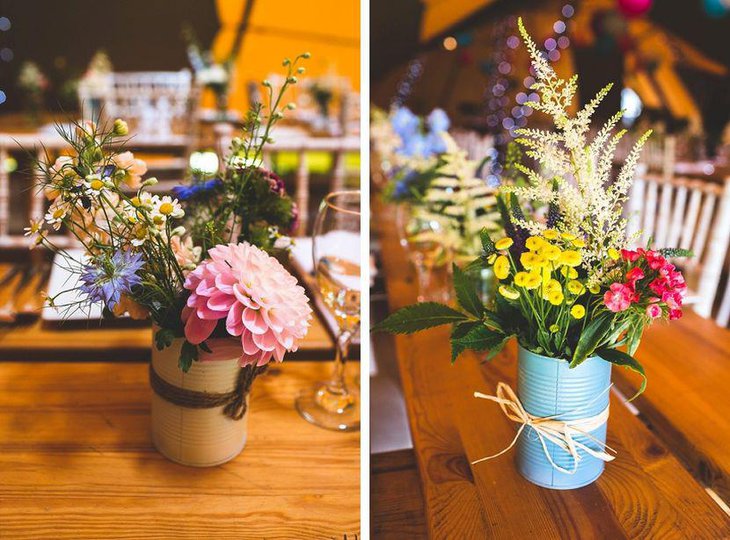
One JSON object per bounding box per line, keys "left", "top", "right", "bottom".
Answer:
{"left": 44, "top": 200, "right": 71, "bottom": 230}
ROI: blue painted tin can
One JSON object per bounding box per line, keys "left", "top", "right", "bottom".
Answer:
{"left": 515, "top": 345, "right": 612, "bottom": 489}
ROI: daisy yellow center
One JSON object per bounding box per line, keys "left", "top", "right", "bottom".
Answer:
{"left": 90, "top": 179, "right": 104, "bottom": 190}
{"left": 159, "top": 202, "right": 174, "bottom": 215}
{"left": 52, "top": 208, "right": 65, "bottom": 219}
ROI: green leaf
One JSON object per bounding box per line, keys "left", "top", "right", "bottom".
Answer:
{"left": 372, "top": 302, "right": 471, "bottom": 335}
{"left": 571, "top": 314, "right": 613, "bottom": 368}
{"left": 199, "top": 341, "right": 212, "bottom": 354}
{"left": 597, "top": 347, "right": 647, "bottom": 400}
{"left": 451, "top": 323, "right": 506, "bottom": 362}
{"left": 452, "top": 264, "right": 484, "bottom": 318}
{"left": 154, "top": 328, "right": 175, "bottom": 351}
{"left": 626, "top": 317, "right": 644, "bottom": 356}
{"left": 480, "top": 228, "right": 496, "bottom": 257}
{"left": 484, "top": 334, "right": 513, "bottom": 362}
{"left": 658, "top": 247, "right": 693, "bottom": 259}
{"left": 450, "top": 321, "right": 480, "bottom": 362}
{"left": 179, "top": 341, "right": 198, "bottom": 372}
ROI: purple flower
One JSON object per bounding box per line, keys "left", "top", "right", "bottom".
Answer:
{"left": 79, "top": 250, "right": 144, "bottom": 309}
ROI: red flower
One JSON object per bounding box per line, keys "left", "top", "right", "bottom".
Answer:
{"left": 626, "top": 267, "right": 645, "bottom": 284}
{"left": 604, "top": 283, "right": 634, "bottom": 312}
{"left": 621, "top": 249, "right": 640, "bottom": 262}
{"left": 646, "top": 304, "right": 662, "bottom": 319}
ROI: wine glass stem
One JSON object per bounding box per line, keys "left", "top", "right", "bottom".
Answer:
{"left": 416, "top": 263, "right": 432, "bottom": 303}
{"left": 326, "top": 329, "right": 353, "bottom": 395}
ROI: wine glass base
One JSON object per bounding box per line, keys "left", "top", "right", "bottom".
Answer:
{"left": 295, "top": 382, "right": 360, "bottom": 431}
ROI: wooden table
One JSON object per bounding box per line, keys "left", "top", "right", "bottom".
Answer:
{"left": 0, "top": 360, "right": 360, "bottom": 538}
{"left": 373, "top": 201, "right": 730, "bottom": 538}
{"left": 613, "top": 310, "right": 730, "bottom": 502}
{"left": 0, "top": 316, "right": 335, "bottom": 362}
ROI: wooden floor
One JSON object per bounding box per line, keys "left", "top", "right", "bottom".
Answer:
{"left": 372, "top": 200, "right": 730, "bottom": 538}
{"left": 0, "top": 361, "right": 360, "bottom": 539}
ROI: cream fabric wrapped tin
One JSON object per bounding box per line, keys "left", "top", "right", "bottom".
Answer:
{"left": 150, "top": 338, "right": 249, "bottom": 467}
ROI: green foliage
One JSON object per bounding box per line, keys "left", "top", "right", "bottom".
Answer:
{"left": 154, "top": 328, "right": 176, "bottom": 351}
{"left": 179, "top": 340, "right": 198, "bottom": 373}
{"left": 571, "top": 313, "right": 614, "bottom": 368}
{"left": 373, "top": 302, "right": 471, "bottom": 335}
{"left": 596, "top": 347, "right": 647, "bottom": 399}
{"left": 450, "top": 323, "right": 506, "bottom": 362}
{"left": 452, "top": 264, "right": 484, "bottom": 318}
{"left": 658, "top": 247, "right": 693, "bottom": 259}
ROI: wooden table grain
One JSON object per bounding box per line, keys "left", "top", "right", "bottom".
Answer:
{"left": 0, "top": 361, "right": 360, "bottom": 539}
{"left": 373, "top": 201, "right": 730, "bottom": 538}
{"left": 612, "top": 310, "right": 730, "bottom": 501}
{"left": 0, "top": 316, "right": 334, "bottom": 362}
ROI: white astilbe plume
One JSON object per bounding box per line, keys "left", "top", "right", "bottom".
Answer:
{"left": 505, "top": 18, "right": 652, "bottom": 278}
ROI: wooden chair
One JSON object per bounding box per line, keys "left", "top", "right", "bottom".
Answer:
{"left": 625, "top": 166, "right": 730, "bottom": 321}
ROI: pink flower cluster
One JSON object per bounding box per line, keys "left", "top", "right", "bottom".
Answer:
{"left": 181, "top": 242, "right": 312, "bottom": 366}
{"left": 603, "top": 249, "right": 687, "bottom": 320}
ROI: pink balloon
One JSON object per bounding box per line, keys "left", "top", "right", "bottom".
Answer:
{"left": 617, "top": 0, "right": 652, "bottom": 17}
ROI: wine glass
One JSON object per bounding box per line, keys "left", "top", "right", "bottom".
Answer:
{"left": 296, "top": 190, "right": 360, "bottom": 431}
{"left": 396, "top": 203, "right": 452, "bottom": 303}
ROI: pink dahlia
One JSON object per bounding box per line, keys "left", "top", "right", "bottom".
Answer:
{"left": 181, "top": 242, "right": 312, "bottom": 366}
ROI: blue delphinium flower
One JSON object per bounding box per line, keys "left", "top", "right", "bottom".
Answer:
{"left": 391, "top": 107, "right": 420, "bottom": 140}
{"left": 79, "top": 250, "right": 144, "bottom": 309}
{"left": 427, "top": 108, "right": 450, "bottom": 133}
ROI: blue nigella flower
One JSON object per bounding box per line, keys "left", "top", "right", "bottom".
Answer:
{"left": 427, "top": 108, "right": 450, "bottom": 133}
{"left": 172, "top": 178, "right": 222, "bottom": 201}
{"left": 79, "top": 250, "right": 144, "bottom": 310}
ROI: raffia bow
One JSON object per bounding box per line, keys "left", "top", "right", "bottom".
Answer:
{"left": 471, "top": 382, "right": 616, "bottom": 474}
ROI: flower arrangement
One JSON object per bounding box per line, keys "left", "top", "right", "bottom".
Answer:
{"left": 375, "top": 19, "right": 692, "bottom": 397}
{"left": 31, "top": 54, "right": 313, "bottom": 373}
{"left": 380, "top": 107, "right": 451, "bottom": 202}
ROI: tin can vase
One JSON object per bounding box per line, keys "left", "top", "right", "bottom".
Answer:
{"left": 515, "top": 345, "right": 612, "bottom": 489}
{"left": 150, "top": 338, "right": 250, "bottom": 467}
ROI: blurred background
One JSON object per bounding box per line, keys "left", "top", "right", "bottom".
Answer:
{"left": 0, "top": 0, "right": 360, "bottom": 359}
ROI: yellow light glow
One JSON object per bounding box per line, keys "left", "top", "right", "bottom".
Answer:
{"left": 443, "top": 36, "right": 458, "bottom": 51}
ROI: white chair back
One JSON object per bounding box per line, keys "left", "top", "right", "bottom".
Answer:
{"left": 626, "top": 167, "right": 730, "bottom": 320}
{"left": 79, "top": 70, "right": 197, "bottom": 143}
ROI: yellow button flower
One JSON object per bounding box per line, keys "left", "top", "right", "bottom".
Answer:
{"left": 498, "top": 285, "right": 520, "bottom": 300}
{"left": 608, "top": 248, "right": 620, "bottom": 260}
{"left": 540, "top": 243, "right": 561, "bottom": 261}
{"left": 559, "top": 250, "right": 582, "bottom": 267}
{"left": 493, "top": 255, "right": 510, "bottom": 280}
{"left": 561, "top": 232, "right": 577, "bottom": 241}
{"left": 520, "top": 252, "right": 546, "bottom": 271}
{"left": 572, "top": 238, "right": 586, "bottom": 248}
{"left": 549, "top": 323, "right": 560, "bottom": 333}
{"left": 523, "top": 271, "right": 541, "bottom": 290}
{"left": 560, "top": 266, "right": 578, "bottom": 279}
{"left": 588, "top": 284, "right": 601, "bottom": 294}
{"left": 546, "top": 289, "right": 564, "bottom": 306}
{"left": 494, "top": 237, "right": 514, "bottom": 250}
{"left": 487, "top": 253, "right": 497, "bottom": 265}
{"left": 525, "top": 236, "right": 544, "bottom": 251}
{"left": 514, "top": 271, "right": 529, "bottom": 288}
{"left": 570, "top": 304, "right": 586, "bottom": 319}
{"left": 567, "top": 280, "right": 585, "bottom": 295}
{"left": 543, "top": 229, "right": 559, "bottom": 240}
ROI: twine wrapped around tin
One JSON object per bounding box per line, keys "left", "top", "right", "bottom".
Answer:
{"left": 149, "top": 338, "right": 264, "bottom": 467}
{"left": 471, "top": 382, "right": 616, "bottom": 474}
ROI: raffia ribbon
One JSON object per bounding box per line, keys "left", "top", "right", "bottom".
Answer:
{"left": 471, "top": 382, "right": 616, "bottom": 474}
{"left": 149, "top": 365, "right": 267, "bottom": 420}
